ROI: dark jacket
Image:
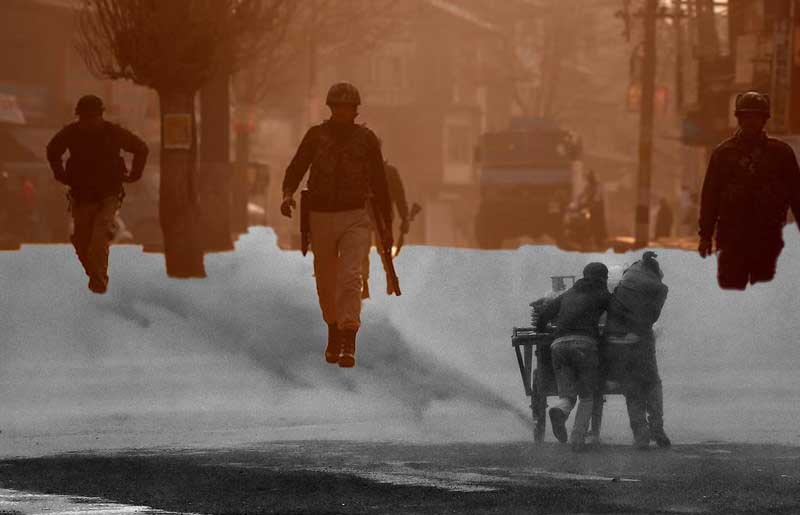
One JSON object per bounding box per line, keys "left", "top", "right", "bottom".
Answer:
{"left": 282, "top": 121, "right": 392, "bottom": 223}
{"left": 699, "top": 131, "right": 800, "bottom": 248}
{"left": 605, "top": 260, "right": 667, "bottom": 339}
{"left": 536, "top": 277, "right": 611, "bottom": 339}
{"left": 46, "top": 121, "right": 148, "bottom": 202}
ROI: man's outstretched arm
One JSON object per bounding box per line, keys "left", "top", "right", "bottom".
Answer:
{"left": 119, "top": 127, "right": 149, "bottom": 182}
{"left": 45, "top": 128, "right": 69, "bottom": 184}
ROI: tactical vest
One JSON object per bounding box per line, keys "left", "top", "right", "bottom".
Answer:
{"left": 307, "top": 122, "right": 375, "bottom": 212}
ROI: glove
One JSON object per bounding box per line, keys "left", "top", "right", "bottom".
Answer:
{"left": 698, "top": 238, "right": 713, "bottom": 258}
{"left": 400, "top": 218, "right": 410, "bottom": 234}
{"left": 280, "top": 196, "right": 296, "bottom": 218}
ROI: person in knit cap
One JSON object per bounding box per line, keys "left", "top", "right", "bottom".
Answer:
{"left": 604, "top": 251, "right": 671, "bottom": 449}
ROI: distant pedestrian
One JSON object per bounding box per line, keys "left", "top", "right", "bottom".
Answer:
{"left": 654, "top": 197, "right": 673, "bottom": 239}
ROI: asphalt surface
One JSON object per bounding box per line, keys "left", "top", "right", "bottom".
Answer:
{"left": 0, "top": 440, "right": 799, "bottom": 514}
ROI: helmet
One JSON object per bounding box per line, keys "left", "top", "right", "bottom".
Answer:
{"left": 75, "top": 94, "right": 104, "bottom": 116}
{"left": 583, "top": 262, "right": 609, "bottom": 280}
{"left": 734, "top": 91, "right": 770, "bottom": 117}
{"left": 326, "top": 82, "right": 361, "bottom": 106}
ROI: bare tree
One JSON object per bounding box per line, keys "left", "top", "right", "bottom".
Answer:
{"left": 232, "top": 0, "right": 402, "bottom": 160}
{"left": 77, "top": 0, "right": 295, "bottom": 278}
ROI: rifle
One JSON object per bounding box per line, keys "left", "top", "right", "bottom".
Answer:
{"left": 394, "top": 202, "right": 422, "bottom": 257}
{"left": 300, "top": 189, "right": 310, "bottom": 256}
{"left": 367, "top": 198, "right": 401, "bottom": 296}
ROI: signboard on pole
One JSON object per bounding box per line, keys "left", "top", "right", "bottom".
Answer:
{"left": 162, "top": 113, "right": 193, "bottom": 150}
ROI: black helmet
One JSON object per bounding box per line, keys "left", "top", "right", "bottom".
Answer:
{"left": 326, "top": 82, "right": 361, "bottom": 106}
{"left": 75, "top": 94, "right": 105, "bottom": 116}
{"left": 734, "top": 91, "right": 770, "bottom": 117}
{"left": 583, "top": 262, "right": 609, "bottom": 280}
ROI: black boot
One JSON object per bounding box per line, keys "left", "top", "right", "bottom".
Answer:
{"left": 325, "top": 324, "right": 340, "bottom": 364}
{"left": 548, "top": 407, "right": 568, "bottom": 443}
{"left": 338, "top": 329, "right": 357, "bottom": 368}
{"left": 632, "top": 424, "right": 651, "bottom": 450}
{"left": 650, "top": 427, "right": 671, "bottom": 448}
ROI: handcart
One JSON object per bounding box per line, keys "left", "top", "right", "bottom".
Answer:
{"left": 512, "top": 275, "right": 625, "bottom": 442}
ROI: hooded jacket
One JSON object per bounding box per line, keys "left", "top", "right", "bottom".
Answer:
{"left": 605, "top": 259, "right": 668, "bottom": 339}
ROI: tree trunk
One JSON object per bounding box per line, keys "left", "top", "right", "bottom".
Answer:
{"left": 158, "top": 90, "right": 206, "bottom": 278}
{"left": 199, "top": 75, "right": 235, "bottom": 251}
{"left": 232, "top": 126, "right": 251, "bottom": 235}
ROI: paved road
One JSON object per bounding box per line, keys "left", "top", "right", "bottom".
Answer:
{"left": 0, "top": 440, "right": 798, "bottom": 514}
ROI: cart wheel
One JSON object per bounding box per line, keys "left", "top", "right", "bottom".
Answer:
{"left": 531, "top": 371, "right": 546, "bottom": 443}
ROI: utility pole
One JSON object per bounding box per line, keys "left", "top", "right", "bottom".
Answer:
{"left": 634, "top": 0, "right": 658, "bottom": 247}
{"left": 200, "top": 73, "right": 235, "bottom": 252}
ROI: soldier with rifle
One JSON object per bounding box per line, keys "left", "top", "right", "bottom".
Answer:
{"left": 280, "top": 82, "right": 397, "bottom": 368}
{"left": 361, "top": 154, "right": 417, "bottom": 298}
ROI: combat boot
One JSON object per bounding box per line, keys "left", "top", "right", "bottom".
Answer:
{"left": 325, "top": 324, "right": 341, "bottom": 364}
{"left": 338, "top": 329, "right": 357, "bottom": 368}
{"left": 650, "top": 428, "right": 671, "bottom": 448}
{"left": 548, "top": 407, "right": 568, "bottom": 443}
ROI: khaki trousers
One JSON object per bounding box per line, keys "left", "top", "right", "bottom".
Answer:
{"left": 310, "top": 208, "right": 372, "bottom": 330}
{"left": 71, "top": 195, "right": 120, "bottom": 290}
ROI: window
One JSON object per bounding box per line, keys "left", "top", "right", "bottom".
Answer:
{"left": 447, "top": 125, "right": 472, "bottom": 164}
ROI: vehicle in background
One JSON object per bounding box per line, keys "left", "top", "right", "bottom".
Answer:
{"left": 474, "top": 118, "right": 582, "bottom": 249}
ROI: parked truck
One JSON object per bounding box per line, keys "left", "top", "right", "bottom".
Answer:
{"left": 474, "top": 118, "right": 582, "bottom": 249}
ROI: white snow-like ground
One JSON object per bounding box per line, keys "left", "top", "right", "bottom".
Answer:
{"left": 1, "top": 227, "right": 799, "bottom": 456}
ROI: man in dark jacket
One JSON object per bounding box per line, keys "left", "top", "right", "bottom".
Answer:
{"left": 537, "top": 262, "right": 611, "bottom": 451}
{"left": 698, "top": 91, "right": 800, "bottom": 289}
{"left": 46, "top": 95, "right": 148, "bottom": 294}
{"left": 604, "top": 251, "right": 670, "bottom": 448}
{"left": 280, "top": 82, "right": 393, "bottom": 368}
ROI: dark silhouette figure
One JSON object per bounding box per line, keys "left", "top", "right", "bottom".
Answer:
{"left": 536, "top": 262, "right": 610, "bottom": 452}
{"left": 604, "top": 251, "right": 671, "bottom": 449}
{"left": 46, "top": 95, "right": 149, "bottom": 294}
{"left": 698, "top": 91, "right": 800, "bottom": 289}
{"left": 280, "top": 82, "right": 393, "bottom": 368}
{"left": 654, "top": 197, "right": 673, "bottom": 239}
{"left": 362, "top": 158, "right": 409, "bottom": 299}
{"left": 579, "top": 170, "right": 608, "bottom": 248}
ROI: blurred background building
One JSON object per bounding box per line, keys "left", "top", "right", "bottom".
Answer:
{"left": 0, "top": 0, "right": 798, "bottom": 250}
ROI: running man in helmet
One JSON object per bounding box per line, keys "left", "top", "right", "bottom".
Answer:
{"left": 280, "top": 82, "right": 393, "bottom": 368}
